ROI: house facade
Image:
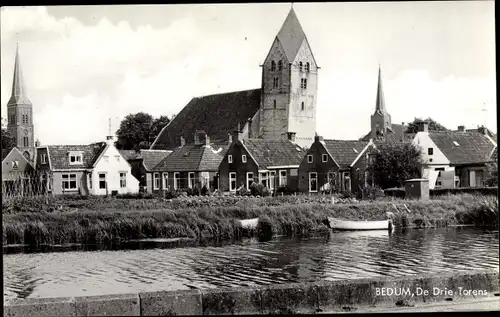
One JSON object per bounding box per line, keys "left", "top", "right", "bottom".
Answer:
{"left": 2, "top": 147, "right": 37, "bottom": 198}
{"left": 149, "top": 131, "right": 226, "bottom": 194}
{"left": 119, "top": 149, "right": 172, "bottom": 192}
{"left": 412, "top": 122, "right": 497, "bottom": 188}
{"left": 218, "top": 132, "right": 306, "bottom": 193}
{"left": 298, "top": 135, "right": 375, "bottom": 194}
{"left": 37, "top": 136, "right": 139, "bottom": 196}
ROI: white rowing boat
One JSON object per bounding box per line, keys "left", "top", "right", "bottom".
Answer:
{"left": 238, "top": 218, "right": 259, "bottom": 230}
{"left": 327, "top": 217, "right": 394, "bottom": 231}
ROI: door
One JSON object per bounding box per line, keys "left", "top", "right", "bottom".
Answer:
{"left": 469, "top": 170, "right": 476, "bottom": 187}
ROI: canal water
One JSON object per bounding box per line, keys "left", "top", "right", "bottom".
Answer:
{"left": 3, "top": 227, "right": 499, "bottom": 300}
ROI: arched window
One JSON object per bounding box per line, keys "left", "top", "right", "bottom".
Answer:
{"left": 301, "top": 102, "right": 305, "bottom": 111}
{"left": 271, "top": 61, "right": 276, "bottom": 71}
{"left": 299, "top": 62, "right": 303, "bottom": 72}
{"left": 278, "top": 60, "right": 283, "bottom": 71}
{"left": 305, "top": 62, "right": 310, "bottom": 72}
{"left": 273, "top": 100, "right": 277, "bottom": 109}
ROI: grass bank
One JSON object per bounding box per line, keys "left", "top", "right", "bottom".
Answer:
{"left": 2, "top": 194, "right": 497, "bottom": 247}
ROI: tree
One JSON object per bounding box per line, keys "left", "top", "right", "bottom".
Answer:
{"left": 115, "top": 113, "right": 171, "bottom": 151}
{"left": 484, "top": 161, "right": 498, "bottom": 187}
{"left": 405, "top": 117, "right": 448, "bottom": 134}
{"left": 1, "top": 117, "right": 15, "bottom": 154}
{"left": 367, "top": 141, "right": 423, "bottom": 189}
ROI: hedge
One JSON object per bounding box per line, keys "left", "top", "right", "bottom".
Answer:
{"left": 384, "top": 186, "right": 498, "bottom": 198}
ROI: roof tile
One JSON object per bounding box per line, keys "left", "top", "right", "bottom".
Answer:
{"left": 323, "top": 140, "right": 370, "bottom": 169}
{"left": 242, "top": 139, "right": 305, "bottom": 168}
{"left": 46, "top": 143, "right": 107, "bottom": 170}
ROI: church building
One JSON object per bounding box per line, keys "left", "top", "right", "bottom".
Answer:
{"left": 151, "top": 8, "right": 319, "bottom": 150}
{"left": 5, "top": 44, "right": 36, "bottom": 162}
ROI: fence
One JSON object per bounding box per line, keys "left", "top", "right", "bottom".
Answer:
{"left": 2, "top": 171, "right": 53, "bottom": 201}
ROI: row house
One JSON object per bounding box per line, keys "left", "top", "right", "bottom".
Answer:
{"left": 218, "top": 131, "right": 306, "bottom": 192}
{"left": 119, "top": 149, "right": 172, "bottom": 192}
{"left": 297, "top": 135, "right": 376, "bottom": 194}
{"left": 149, "top": 131, "right": 226, "bottom": 193}
{"left": 412, "top": 122, "right": 497, "bottom": 188}
{"left": 36, "top": 135, "right": 139, "bottom": 195}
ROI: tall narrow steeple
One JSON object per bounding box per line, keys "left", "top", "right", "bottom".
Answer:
{"left": 9, "top": 43, "right": 31, "bottom": 106}
{"left": 374, "top": 65, "right": 386, "bottom": 114}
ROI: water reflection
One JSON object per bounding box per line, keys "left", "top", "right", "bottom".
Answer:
{"left": 3, "top": 228, "right": 499, "bottom": 300}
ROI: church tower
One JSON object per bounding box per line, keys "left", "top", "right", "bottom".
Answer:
{"left": 370, "top": 66, "right": 392, "bottom": 140}
{"left": 258, "top": 7, "right": 319, "bottom": 148}
{"left": 7, "top": 44, "right": 35, "bottom": 161}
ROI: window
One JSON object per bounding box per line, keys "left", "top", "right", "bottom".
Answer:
{"left": 290, "top": 169, "right": 298, "bottom": 176}
{"left": 273, "top": 100, "right": 277, "bottom": 109}
{"left": 40, "top": 154, "right": 47, "bottom": 164}
{"left": 188, "top": 172, "right": 195, "bottom": 189}
{"left": 299, "top": 62, "right": 303, "bottom": 72}
{"left": 278, "top": 60, "right": 283, "bottom": 71}
{"left": 271, "top": 61, "right": 276, "bottom": 71}
{"left": 242, "top": 155, "right": 247, "bottom": 163}
{"left": 279, "top": 170, "right": 287, "bottom": 186}
{"left": 228, "top": 155, "right": 233, "bottom": 164}
{"left": 270, "top": 171, "right": 275, "bottom": 190}
{"left": 120, "top": 172, "right": 127, "bottom": 188}
{"left": 260, "top": 172, "right": 269, "bottom": 188}
{"left": 322, "top": 154, "right": 328, "bottom": 162}
{"left": 99, "top": 173, "right": 106, "bottom": 189}
{"left": 69, "top": 152, "right": 83, "bottom": 165}
{"left": 12, "top": 160, "right": 19, "bottom": 169}
{"left": 305, "top": 62, "right": 310, "bottom": 72}
{"left": 309, "top": 172, "right": 318, "bottom": 192}
{"left": 89, "top": 173, "right": 92, "bottom": 189}
{"left": 174, "top": 172, "right": 180, "bottom": 190}
{"left": 115, "top": 155, "right": 120, "bottom": 162}
{"left": 229, "top": 172, "right": 237, "bottom": 192}
{"left": 300, "top": 78, "right": 307, "bottom": 89}
{"left": 153, "top": 173, "right": 160, "bottom": 190}
{"left": 162, "top": 172, "right": 168, "bottom": 190}
{"left": 103, "top": 155, "right": 109, "bottom": 163}
{"left": 301, "top": 102, "right": 305, "bottom": 111}
{"left": 273, "top": 77, "right": 279, "bottom": 88}
{"left": 62, "top": 173, "right": 78, "bottom": 190}
{"left": 428, "top": 148, "right": 433, "bottom": 155}
{"left": 246, "top": 172, "right": 254, "bottom": 189}
{"left": 307, "top": 155, "right": 313, "bottom": 163}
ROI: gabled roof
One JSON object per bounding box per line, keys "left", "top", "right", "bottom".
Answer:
{"left": 427, "top": 131, "right": 496, "bottom": 165}
{"left": 141, "top": 149, "right": 172, "bottom": 171}
{"left": 45, "top": 143, "right": 107, "bottom": 170}
{"left": 118, "top": 150, "right": 141, "bottom": 161}
{"left": 151, "top": 89, "right": 261, "bottom": 150}
{"left": 276, "top": 8, "right": 307, "bottom": 62}
{"left": 490, "top": 147, "right": 497, "bottom": 161}
{"left": 1, "top": 147, "right": 33, "bottom": 167}
{"left": 152, "top": 144, "right": 225, "bottom": 172}
{"left": 8, "top": 44, "right": 31, "bottom": 106}
{"left": 241, "top": 139, "right": 305, "bottom": 168}
{"left": 322, "top": 140, "right": 370, "bottom": 169}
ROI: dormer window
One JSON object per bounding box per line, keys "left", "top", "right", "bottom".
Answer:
{"left": 271, "top": 61, "right": 276, "bottom": 71}
{"left": 69, "top": 151, "right": 83, "bottom": 165}
{"left": 299, "top": 62, "right": 303, "bottom": 72}
{"left": 278, "top": 60, "right": 283, "bottom": 71}
{"left": 305, "top": 62, "right": 310, "bottom": 72}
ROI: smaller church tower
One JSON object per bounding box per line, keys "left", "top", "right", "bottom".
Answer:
{"left": 370, "top": 66, "right": 392, "bottom": 140}
{"left": 7, "top": 44, "right": 35, "bottom": 162}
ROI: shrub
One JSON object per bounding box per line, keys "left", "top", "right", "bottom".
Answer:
{"left": 362, "top": 185, "right": 385, "bottom": 200}
{"left": 116, "top": 192, "right": 154, "bottom": 199}
{"left": 275, "top": 186, "right": 295, "bottom": 196}
{"left": 431, "top": 187, "right": 498, "bottom": 197}
{"left": 186, "top": 187, "right": 201, "bottom": 196}
{"left": 236, "top": 186, "right": 251, "bottom": 196}
{"left": 340, "top": 191, "right": 354, "bottom": 199}
{"left": 249, "top": 183, "right": 271, "bottom": 197}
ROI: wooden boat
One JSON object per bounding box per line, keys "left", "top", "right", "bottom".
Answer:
{"left": 238, "top": 218, "right": 259, "bottom": 230}
{"left": 327, "top": 217, "right": 393, "bottom": 232}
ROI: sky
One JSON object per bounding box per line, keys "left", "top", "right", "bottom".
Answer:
{"left": 0, "top": 2, "right": 496, "bottom": 145}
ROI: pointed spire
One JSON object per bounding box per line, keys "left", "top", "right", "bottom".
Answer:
{"left": 375, "top": 65, "right": 386, "bottom": 114}
{"left": 276, "top": 7, "right": 306, "bottom": 62}
{"left": 9, "top": 43, "right": 31, "bottom": 106}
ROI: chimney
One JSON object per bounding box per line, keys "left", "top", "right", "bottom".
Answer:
{"left": 478, "top": 125, "right": 486, "bottom": 135}
{"left": 314, "top": 134, "right": 324, "bottom": 143}
{"left": 205, "top": 135, "right": 210, "bottom": 146}
{"left": 417, "top": 121, "right": 429, "bottom": 132}
{"left": 247, "top": 117, "right": 253, "bottom": 139}
{"left": 194, "top": 130, "right": 206, "bottom": 145}
{"left": 230, "top": 123, "right": 243, "bottom": 142}
{"left": 287, "top": 132, "right": 296, "bottom": 142}
{"left": 457, "top": 125, "right": 465, "bottom": 132}
{"left": 228, "top": 133, "right": 233, "bottom": 145}
{"left": 106, "top": 135, "right": 114, "bottom": 145}
{"left": 180, "top": 136, "right": 185, "bottom": 147}
{"left": 35, "top": 139, "right": 41, "bottom": 147}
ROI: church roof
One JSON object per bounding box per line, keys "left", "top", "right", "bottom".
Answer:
{"left": 8, "top": 44, "right": 31, "bottom": 106}
{"left": 151, "top": 89, "right": 261, "bottom": 150}
{"left": 276, "top": 8, "right": 307, "bottom": 62}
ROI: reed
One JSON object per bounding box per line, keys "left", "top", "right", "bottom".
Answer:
{"left": 2, "top": 194, "right": 497, "bottom": 247}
